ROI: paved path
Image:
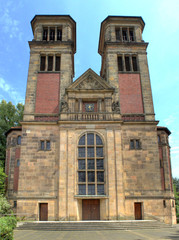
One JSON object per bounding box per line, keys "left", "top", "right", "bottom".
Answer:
{"left": 14, "top": 226, "right": 179, "bottom": 240}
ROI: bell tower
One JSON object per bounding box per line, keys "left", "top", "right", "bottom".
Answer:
{"left": 98, "top": 16, "right": 154, "bottom": 121}
{"left": 23, "top": 15, "right": 76, "bottom": 121}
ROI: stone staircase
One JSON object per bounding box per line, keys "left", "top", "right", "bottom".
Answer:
{"left": 16, "top": 220, "right": 175, "bottom": 231}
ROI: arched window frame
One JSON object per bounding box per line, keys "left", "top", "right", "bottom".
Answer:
{"left": 77, "top": 132, "right": 105, "bottom": 196}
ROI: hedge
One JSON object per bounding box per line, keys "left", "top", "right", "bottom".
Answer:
{"left": 0, "top": 216, "right": 17, "bottom": 240}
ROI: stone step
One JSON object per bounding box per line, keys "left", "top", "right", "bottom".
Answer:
{"left": 16, "top": 220, "right": 174, "bottom": 231}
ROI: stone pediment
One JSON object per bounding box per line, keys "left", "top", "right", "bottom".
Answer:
{"left": 67, "top": 68, "right": 114, "bottom": 91}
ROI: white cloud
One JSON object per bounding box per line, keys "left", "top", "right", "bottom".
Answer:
{"left": 0, "top": 6, "right": 23, "bottom": 40}
{"left": 0, "top": 77, "right": 23, "bottom": 104}
{"left": 163, "top": 115, "right": 176, "bottom": 126}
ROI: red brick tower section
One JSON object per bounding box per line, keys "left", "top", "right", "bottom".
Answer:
{"left": 23, "top": 15, "right": 76, "bottom": 122}
{"left": 98, "top": 16, "right": 154, "bottom": 121}
{"left": 35, "top": 73, "right": 60, "bottom": 116}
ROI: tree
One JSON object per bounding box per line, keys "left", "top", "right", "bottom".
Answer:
{"left": 173, "top": 178, "right": 179, "bottom": 223}
{"left": 0, "top": 100, "right": 24, "bottom": 168}
{"left": 0, "top": 167, "right": 6, "bottom": 195}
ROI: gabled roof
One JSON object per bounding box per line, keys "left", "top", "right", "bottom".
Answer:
{"left": 67, "top": 68, "right": 114, "bottom": 92}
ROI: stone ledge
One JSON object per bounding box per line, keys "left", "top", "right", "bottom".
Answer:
{"left": 74, "top": 195, "right": 109, "bottom": 199}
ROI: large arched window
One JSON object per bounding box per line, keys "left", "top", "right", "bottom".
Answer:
{"left": 78, "top": 133, "right": 105, "bottom": 195}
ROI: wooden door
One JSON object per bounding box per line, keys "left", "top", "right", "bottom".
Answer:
{"left": 134, "top": 202, "right": 142, "bottom": 220}
{"left": 39, "top": 203, "right": 48, "bottom": 221}
{"left": 82, "top": 199, "right": 100, "bottom": 220}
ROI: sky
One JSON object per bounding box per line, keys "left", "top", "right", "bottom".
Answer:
{"left": 0, "top": 0, "right": 178, "bottom": 178}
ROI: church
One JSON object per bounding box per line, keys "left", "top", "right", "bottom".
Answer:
{"left": 5, "top": 15, "right": 176, "bottom": 224}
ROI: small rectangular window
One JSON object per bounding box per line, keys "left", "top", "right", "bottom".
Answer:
{"left": 43, "top": 28, "right": 48, "bottom": 41}
{"left": 17, "top": 136, "right": 21, "bottom": 145}
{"left": 40, "top": 56, "right": 46, "bottom": 71}
{"left": 17, "top": 159, "right": 20, "bottom": 167}
{"left": 158, "top": 135, "right": 161, "bottom": 143}
{"left": 118, "top": 56, "right": 123, "bottom": 71}
{"left": 55, "top": 56, "right": 60, "bottom": 71}
{"left": 14, "top": 201, "right": 17, "bottom": 208}
{"left": 125, "top": 56, "right": 130, "bottom": 71}
{"left": 57, "top": 29, "right": 62, "bottom": 41}
{"left": 46, "top": 141, "right": 51, "bottom": 150}
{"left": 163, "top": 200, "right": 166, "bottom": 208}
{"left": 116, "top": 29, "right": 120, "bottom": 41}
{"left": 130, "top": 140, "right": 135, "bottom": 149}
{"left": 50, "top": 28, "right": 55, "bottom": 41}
{"left": 48, "top": 56, "right": 53, "bottom": 71}
{"left": 132, "top": 56, "right": 138, "bottom": 71}
{"left": 129, "top": 29, "right": 134, "bottom": 41}
{"left": 41, "top": 141, "right": 45, "bottom": 150}
{"left": 122, "top": 29, "right": 128, "bottom": 41}
{"left": 136, "top": 140, "right": 140, "bottom": 149}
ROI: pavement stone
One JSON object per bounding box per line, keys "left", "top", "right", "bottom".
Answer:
{"left": 14, "top": 226, "right": 179, "bottom": 240}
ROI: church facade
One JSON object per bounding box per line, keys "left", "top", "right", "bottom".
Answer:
{"left": 5, "top": 15, "right": 176, "bottom": 224}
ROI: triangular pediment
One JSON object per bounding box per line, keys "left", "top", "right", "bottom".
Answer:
{"left": 67, "top": 68, "right": 114, "bottom": 91}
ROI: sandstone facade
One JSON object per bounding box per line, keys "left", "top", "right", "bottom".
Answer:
{"left": 5, "top": 15, "right": 176, "bottom": 224}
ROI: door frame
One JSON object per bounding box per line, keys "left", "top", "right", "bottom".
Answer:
{"left": 134, "top": 202, "right": 143, "bottom": 220}
{"left": 39, "top": 202, "right": 48, "bottom": 221}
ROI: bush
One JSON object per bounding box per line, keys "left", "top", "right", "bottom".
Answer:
{"left": 0, "top": 195, "right": 16, "bottom": 239}
{"left": 0, "top": 195, "right": 12, "bottom": 215}
{"left": 0, "top": 216, "right": 17, "bottom": 240}
{"left": 177, "top": 213, "right": 179, "bottom": 224}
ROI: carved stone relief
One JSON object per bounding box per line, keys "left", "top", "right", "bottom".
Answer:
{"left": 60, "top": 100, "right": 69, "bottom": 112}
{"left": 112, "top": 101, "right": 120, "bottom": 113}
{"left": 76, "top": 75, "right": 105, "bottom": 90}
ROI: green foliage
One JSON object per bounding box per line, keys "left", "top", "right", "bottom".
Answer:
{"left": 0, "top": 195, "right": 16, "bottom": 239}
{"left": 0, "top": 195, "right": 12, "bottom": 215}
{"left": 0, "top": 167, "right": 6, "bottom": 195}
{"left": 173, "top": 178, "right": 179, "bottom": 223}
{"left": 0, "top": 100, "right": 24, "bottom": 168}
{"left": 0, "top": 216, "right": 17, "bottom": 240}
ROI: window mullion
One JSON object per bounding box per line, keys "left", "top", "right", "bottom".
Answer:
{"left": 129, "top": 55, "right": 133, "bottom": 72}
{"left": 53, "top": 55, "right": 55, "bottom": 71}
{"left": 47, "top": 27, "right": 50, "bottom": 41}
{"left": 122, "top": 54, "right": 126, "bottom": 71}
{"left": 45, "top": 54, "right": 48, "bottom": 71}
